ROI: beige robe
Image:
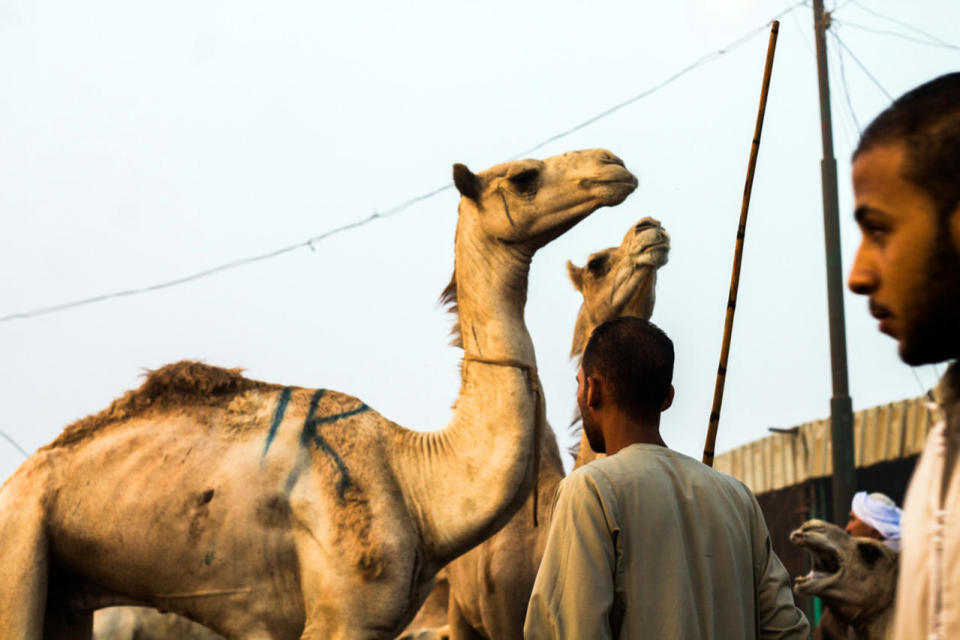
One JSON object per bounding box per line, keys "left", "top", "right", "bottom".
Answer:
{"left": 523, "top": 444, "right": 808, "bottom": 640}
{"left": 891, "top": 362, "right": 960, "bottom": 640}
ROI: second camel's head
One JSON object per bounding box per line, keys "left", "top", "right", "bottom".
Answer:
{"left": 567, "top": 216, "right": 670, "bottom": 358}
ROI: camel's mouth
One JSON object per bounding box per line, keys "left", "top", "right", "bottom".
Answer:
{"left": 580, "top": 175, "right": 639, "bottom": 201}
{"left": 638, "top": 240, "right": 670, "bottom": 255}
{"left": 790, "top": 527, "right": 844, "bottom": 595}
{"left": 630, "top": 241, "right": 670, "bottom": 267}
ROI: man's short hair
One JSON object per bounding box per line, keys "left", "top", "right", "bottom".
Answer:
{"left": 854, "top": 72, "right": 960, "bottom": 220}
{"left": 582, "top": 317, "right": 674, "bottom": 416}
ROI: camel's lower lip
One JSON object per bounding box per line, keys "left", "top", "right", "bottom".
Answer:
{"left": 640, "top": 242, "right": 670, "bottom": 253}
{"left": 582, "top": 177, "right": 639, "bottom": 188}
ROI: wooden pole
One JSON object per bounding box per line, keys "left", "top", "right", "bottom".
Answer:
{"left": 702, "top": 21, "right": 780, "bottom": 467}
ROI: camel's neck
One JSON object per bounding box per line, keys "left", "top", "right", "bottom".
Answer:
{"left": 393, "top": 221, "right": 542, "bottom": 568}
{"left": 823, "top": 591, "right": 895, "bottom": 635}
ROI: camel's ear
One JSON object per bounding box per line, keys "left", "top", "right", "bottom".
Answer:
{"left": 567, "top": 260, "right": 584, "bottom": 292}
{"left": 453, "top": 163, "right": 482, "bottom": 201}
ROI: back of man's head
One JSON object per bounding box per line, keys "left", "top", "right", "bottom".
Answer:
{"left": 854, "top": 72, "right": 960, "bottom": 220}
{"left": 582, "top": 317, "right": 674, "bottom": 418}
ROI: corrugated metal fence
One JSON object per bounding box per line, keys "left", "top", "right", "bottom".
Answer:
{"left": 714, "top": 396, "right": 937, "bottom": 494}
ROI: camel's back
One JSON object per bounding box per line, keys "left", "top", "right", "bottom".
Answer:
{"left": 45, "top": 361, "right": 280, "bottom": 451}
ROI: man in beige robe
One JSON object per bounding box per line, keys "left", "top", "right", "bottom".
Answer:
{"left": 523, "top": 318, "right": 808, "bottom": 639}
{"left": 847, "top": 72, "right": 960, "bottom": 640}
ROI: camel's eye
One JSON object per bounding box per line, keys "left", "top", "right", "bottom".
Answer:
{"left": 587, "top": 254, "right": 609, "bottom": 275}
{"left": 856, "top": 542, "right": 883, "bottom": 568}
{"left": 508, "top": 168, "right": 539, "bottom": 194}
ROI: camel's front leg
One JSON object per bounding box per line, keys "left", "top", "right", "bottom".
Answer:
{"left": 0, "top": 463, "right": 51, "bottom": 640}
{"left": 447, "top": 598, "right": 484, "bottom": 640}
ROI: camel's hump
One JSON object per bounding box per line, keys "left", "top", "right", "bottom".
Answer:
{"left": 46, "top": 361, "right": 278, "bottom": 450}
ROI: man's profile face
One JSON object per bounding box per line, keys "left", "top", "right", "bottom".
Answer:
{"left": 847, "top": 142, "right": 960, "bottom": 365}
{"left": 576, "top": 367, "right": 605, "bottom": 453}
{"left": 844, "top": 511, "right": 884, "bottom": 541}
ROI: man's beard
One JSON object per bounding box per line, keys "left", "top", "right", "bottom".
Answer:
{"left": 899, "top": 231, "right": 960, "bottom": 366}
{"left": 581, "top": 410, "right": 606, "bottom": 454}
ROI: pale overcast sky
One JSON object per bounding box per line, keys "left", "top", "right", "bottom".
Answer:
{"left": 2, "top": 0, "right": 958, "bottom": 482}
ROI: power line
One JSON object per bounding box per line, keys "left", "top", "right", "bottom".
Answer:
{"left": 830, "top": 32, "right": 894, "bottom": 102}
{"left": 784, "top": 0, "right": 816, "bottom": 57}
{"left": 910, "top": 366, "right": 929, "bottom": 397}
{"left": 0, "top": 429, "right": 29, "bottom": 458}
{"left": 824, "top": 36, "right": 858, "bottom": 148}
{"left": 508, "top": 1, "right": 806, "bottom": 160}
{"left": 0, "top": 183, "right": 453, "bottom": 322}
{"left": 833, "top": 18, "right": 960, "bottom": 51}
{"left": 831, "top": 28, "right": 861, "bottom": 134}
{"left": 1, "top": 4, "right": 806, "bottom": 325}
{"left": 845, "top": 0, "right": 957, "bottom": 49}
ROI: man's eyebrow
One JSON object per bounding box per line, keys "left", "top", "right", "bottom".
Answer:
{"left": 854, "top": 206, "right": 881, "bottom": 223}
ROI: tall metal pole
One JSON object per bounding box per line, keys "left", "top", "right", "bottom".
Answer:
{"left": 812, "top": 0, "right": 856, "bottom": 525}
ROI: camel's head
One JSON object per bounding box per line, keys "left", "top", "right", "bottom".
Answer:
{"left": 567, "top": 217, "right": 670, "bottom": 357}
{"left": 453, "top": 149, "right": 637, "bottom": 251}
{"left": 790, "top": 519, "right": 898, "bottom": 625}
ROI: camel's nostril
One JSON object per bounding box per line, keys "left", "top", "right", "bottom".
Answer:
{"left": 601, "top": 153, "right": 625, "bottom": 167}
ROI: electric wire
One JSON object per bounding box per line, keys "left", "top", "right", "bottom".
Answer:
{"left": 507, "top": 1, "right": 805, "bottom": 161}
{"left": 0, "top": 429, "right": 29, "bottom": 459}
{"left": 829, "top": 33, "right": 894, "bottom": 102}
{"left": 833, "top": 19, "right": 960, "bottom": 51}
{"left": 784, "top": 0, "right": 816, "bottom": 57}
{"left": 1, "top": 4, "right": 806, "bottom": 324}
{"left": 1, "top": 183, "right": 453, "bottom": 322}
{"left": 911, "top": 366, "right": 930, "bottom": 397}
{"left": 830, "top": 29, "right": 861, "bottom": 134}
{"left": 846, "top": 0, "right": 956, "bottom": 49}
{"left": 826, "top": 45, "right": 858, "bottom": 149}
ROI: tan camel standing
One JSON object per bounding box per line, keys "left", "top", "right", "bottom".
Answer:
{"left": 0, "top": 149, "right": 636, "bottom": 640}
{"left": 431, "top": 217, "right": 670, "bottom": 640}
{"left": 790, "top": 520, "right": 898, "bottom": 640}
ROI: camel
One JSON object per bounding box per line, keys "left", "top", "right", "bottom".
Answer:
{"left": 568, "top": 217, "right": 670, "bottom": 469}
{"left": 0, "top": 149, "right": 637, "bottom": 640}
{"left": 790, "top": 519, "right": 898, "bottom": 640}
{"left": 404, "top": 217, "right": 670, "bottom": 640}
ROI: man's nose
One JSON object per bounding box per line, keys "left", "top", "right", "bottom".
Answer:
{"left": 847, "top": 244, "right": 877, "bottom": 295}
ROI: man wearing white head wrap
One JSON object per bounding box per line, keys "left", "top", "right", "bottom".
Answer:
{"left": 845, "top": 491, "right": 902, "bottom": 551}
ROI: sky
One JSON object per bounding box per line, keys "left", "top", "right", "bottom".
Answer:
{"left": 2, "top": 0, "right": 958, "bottom": 483}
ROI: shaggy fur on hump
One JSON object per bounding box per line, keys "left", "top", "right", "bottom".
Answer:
{"left": 46, "top": 361, "right": 276, "bottom": 449}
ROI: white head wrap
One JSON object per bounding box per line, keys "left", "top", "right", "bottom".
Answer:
{"left": 851, "top": 491, "right": 902, "bottom": 552}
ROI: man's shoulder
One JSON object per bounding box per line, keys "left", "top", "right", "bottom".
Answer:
{"left": 585, "top": 445, "right": 757, "bottom": 501}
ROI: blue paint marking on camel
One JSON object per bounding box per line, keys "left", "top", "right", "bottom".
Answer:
{"left": 262, "top": 387, "right": 293, "bottom": 459}
{"left": 284, "top": 389, "right": 370, "bottom": 500}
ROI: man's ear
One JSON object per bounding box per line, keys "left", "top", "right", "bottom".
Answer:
{"left": 585, "top": 374, "right": 603, "bottom": 409}
{"left": 661, "top": 384, "right": 675, "bottom": 412}
{"left": 950, "top": 201, "right": 960, "bottom": 256}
